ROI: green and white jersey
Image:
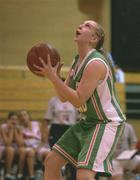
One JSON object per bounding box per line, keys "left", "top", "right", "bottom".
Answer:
{"left": 68, "top": 49, "right": 126, "bottom": 124}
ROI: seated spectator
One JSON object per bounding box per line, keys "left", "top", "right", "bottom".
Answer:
{"left": 107, "top": 52, "right": 125, "bottom": 83}
{"left": 33, "top": 120, "right": 51, "bottom": 179}
{"left": 0, "top": 124, "right": 5, "bottom": 160}
{"left": 0, "top": 111, "right": 26, "bottom": 180}
{"left": 36, "top": 132, "right": 50, "bottom": 180}
{"left": 37, "top": 119, "right": 50, "bottom": 163}
{"left": 109, "top": 122, "right": 140, "bottom": 180}
{"left": 0, "top": 123, "right": 5, "bottom": 175}
{"left": 133, "top": 139, "right": 140, "bottom": 174}
{"left": 18, "top": 110, "right": 42, "bottom": 180}
{"left": 115, "top": 65, "right": 125, "bottom": 83}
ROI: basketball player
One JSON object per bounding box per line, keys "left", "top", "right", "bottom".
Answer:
{"left": 34, "top": 20, "right": 126, "bottom": 180}
{"left": 44, "top": 77, "right": 78, "bottom": 179}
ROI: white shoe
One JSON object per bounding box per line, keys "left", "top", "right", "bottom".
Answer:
{"left": 17, "top": 174, "right": 23, "bottom": 179}
{"left": 5, "top": 174, "right": 15, "bottom": 180}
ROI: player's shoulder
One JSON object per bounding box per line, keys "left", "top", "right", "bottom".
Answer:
{"left": 86, "top": 50, "right": 106, "bottom": 66}
{"left": 91, "top": 50, "right": 104, "bottom": 59}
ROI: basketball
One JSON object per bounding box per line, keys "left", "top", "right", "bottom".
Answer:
{"left": 26, "top": 43, "right": 61, "bottom": 76}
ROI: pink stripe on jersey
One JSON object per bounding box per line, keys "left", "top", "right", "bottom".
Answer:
{"left": 53, "top": 144, "right": 77, "bottom": 166}
{"left": 91, "top": 96, "right": 103, "bottom": 120}
{"left": 107, "top": 159, "right": 112, "bottom": 172}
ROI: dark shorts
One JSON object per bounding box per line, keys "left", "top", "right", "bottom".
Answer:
{"left": 49, "top": 124, "right": 70, "bottom": 148}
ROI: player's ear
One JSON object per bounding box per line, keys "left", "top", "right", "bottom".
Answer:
{"left": 91, "top": 34, "right": 98, "bottom": 44}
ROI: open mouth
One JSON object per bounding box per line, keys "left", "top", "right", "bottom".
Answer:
{"left": 76, "top": 30, "right": 81, "bottom": 36}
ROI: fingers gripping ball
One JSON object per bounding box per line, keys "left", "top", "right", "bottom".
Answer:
{"left": 27, "top": 43, "right": 61, "bottom": 76}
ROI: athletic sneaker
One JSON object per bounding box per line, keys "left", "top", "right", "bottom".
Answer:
{"left": 17, "top": 174, "right": 23, "bottom": 180}
{"left": 29, "top": 176, "right": 36, "bottom": 180}
{"left": 5, "top": 174, "right": 16, "bottom": 180}
{"left": 35, "top": 170, "right": 43, "bottom": 180}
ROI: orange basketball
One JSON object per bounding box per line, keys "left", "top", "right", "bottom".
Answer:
{"left": 26, "top": 43, "right": 60, "bottom": 76}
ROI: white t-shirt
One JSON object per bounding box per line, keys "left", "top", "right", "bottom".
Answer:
{"left": 44, "top": 96, "right": 78, "bottom": 125}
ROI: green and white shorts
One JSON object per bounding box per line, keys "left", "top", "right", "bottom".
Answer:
{"left": 53, "top": 120, "right": 124, "bottom": 177}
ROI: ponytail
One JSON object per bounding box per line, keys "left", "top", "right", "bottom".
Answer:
{"left": 98, "top": 48, "right": 116, "bottom": 82}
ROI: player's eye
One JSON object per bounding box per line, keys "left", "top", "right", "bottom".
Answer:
{"left": 85, "top": 23, "right": 91, "bottom": 28}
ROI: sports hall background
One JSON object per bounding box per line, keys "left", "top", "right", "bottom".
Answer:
{"left": 0, "top": 0, "right": 140, "bottom": 135}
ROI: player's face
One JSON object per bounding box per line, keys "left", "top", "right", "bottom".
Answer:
{"left": 74, "top": 20, "right": 98, "bottom": 45}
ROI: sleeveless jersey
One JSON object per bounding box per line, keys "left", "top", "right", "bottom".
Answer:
{"left": 68, "top": 49, "right": 126, "bottom": 124}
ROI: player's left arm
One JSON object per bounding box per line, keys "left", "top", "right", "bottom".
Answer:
{"left": 75, "top": 60, "right": 107, "bottom": 106}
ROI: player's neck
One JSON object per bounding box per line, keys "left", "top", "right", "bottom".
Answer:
{"left": 78, "top": 46, "right": 92, "bottom": 62}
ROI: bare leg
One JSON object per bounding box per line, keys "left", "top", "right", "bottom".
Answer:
{"left": 44, "top": 150, "right": 67, "bottom": 180}
{"left": 5, "top": 146, "right": 14, "bottom": 174}
{"left": 18, "top": 147, "right": 26, "bottom": 174}
{"left": 109, "top": 175, "right": 124, "bottom": 180}
{"left": 27, "top": 149, "right": 36, "bottom": 177}
{"left": 133, "top": 163, "right": 140, "bottom": 174}
{"left": 77, "top": 168, "right": 96, "bottom": 180}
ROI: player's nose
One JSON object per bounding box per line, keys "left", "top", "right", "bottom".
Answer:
{"left": 78, "top": 24, "right": 82, "bottom": 29}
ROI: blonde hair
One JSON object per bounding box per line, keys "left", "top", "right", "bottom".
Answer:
{"left": 85, "top": 20, "right": 116, "bottom": 81}
{"left": 85, "top": 20, "right": 105, "bottom": 50}
{"left": 94, "top": 22, "right": 105, "bottom": 51}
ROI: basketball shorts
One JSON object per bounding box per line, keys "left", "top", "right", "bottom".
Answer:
{"left": 53, "top": 120, "right": 124, "bottom": 177}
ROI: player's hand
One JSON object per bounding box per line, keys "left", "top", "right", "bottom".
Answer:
{"left": 34, "top": 55, "right": 60, "bottom": 78}
{"left": 57, "top": 62, "right": 64, "bottom": 77}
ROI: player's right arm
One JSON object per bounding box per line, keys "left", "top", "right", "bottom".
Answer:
{"left": 34, "top": 57, "right": 106, "bottom": 107}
